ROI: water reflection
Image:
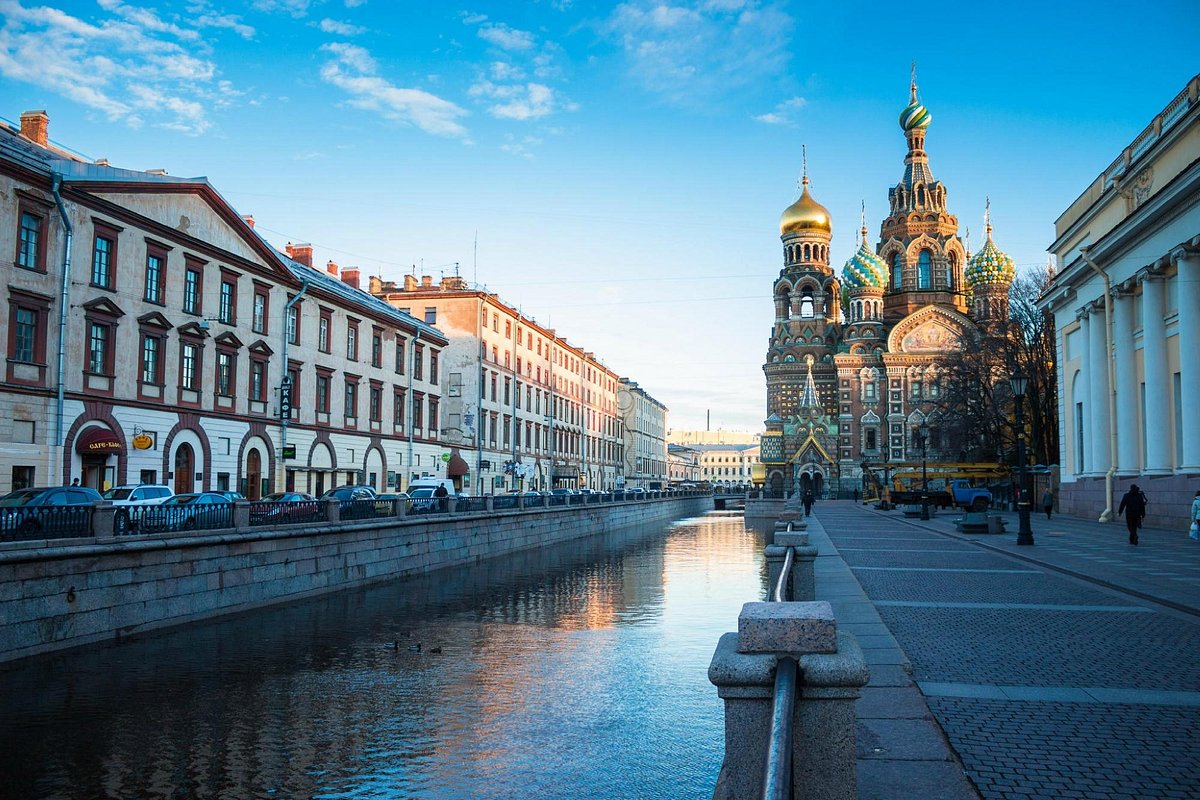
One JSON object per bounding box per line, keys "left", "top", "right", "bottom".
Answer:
{"left": 0, "top": 512, "right": 767, "bottom": 800}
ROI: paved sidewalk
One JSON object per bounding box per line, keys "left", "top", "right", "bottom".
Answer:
{"left": 809, "top": 500, "right": 1200, "bottom": 800}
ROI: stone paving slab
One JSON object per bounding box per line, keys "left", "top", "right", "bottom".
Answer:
{"left": 856, "top": 760, "right": 981, "bottom": 800}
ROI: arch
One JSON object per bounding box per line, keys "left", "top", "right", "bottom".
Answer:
{"left": 246, "top": 449, "right": 262, "bottom": 499}
{"left": 307, "top": 435, "right": 337, "bottom": 497}
{"left": 160, "top": 414, "right": 212, "bottom": 493}
{"left": 174, "top": 442, "right": 195, "bottom": 494}
{"left": 363, "top": 443, "right": 386, "bottom": 492}
{"left": 62, "top": 400, "right": 127, "bottom": 487}
{"left": 237, "top": 424, "right": 275, "bottom": 499}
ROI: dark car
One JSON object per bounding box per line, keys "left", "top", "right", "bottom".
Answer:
{"left": 0, "top": 486, "right": 102, "bottom": 540}
{"left": 320, "top": 485, "right": 377, "bottom": 502}
{"left": 251, "top": 492, "right": 321, "bottom": 525}
{"left": 321, "top": 485, "right": 379, "bottom": 520}
{"left": 141, "top": 492, "right": 233, "bottom": 532}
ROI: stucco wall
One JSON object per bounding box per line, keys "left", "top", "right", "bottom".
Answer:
{"left": 0, "top": 496, "right": 708, "bottom": 663}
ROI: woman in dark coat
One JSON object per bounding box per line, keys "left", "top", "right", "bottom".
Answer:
{"left": 1117, "top": 484, "right": 1148, "bottom": 545}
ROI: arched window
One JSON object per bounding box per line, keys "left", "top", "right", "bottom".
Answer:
{"left": 891, "top": 254, "right": 902, "bottom": 290}
{"left": 947, "top": 252, "right": 956, "bottom": 289}
{"left": 918, "top": 250, "right": 931, "bottom": 289}
{"left": 800, "top": 290, "right": 814, "bottom": 319}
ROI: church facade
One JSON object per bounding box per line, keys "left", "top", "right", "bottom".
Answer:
{"left": 761, "top": 79, "right": 1017, "bottom": 497}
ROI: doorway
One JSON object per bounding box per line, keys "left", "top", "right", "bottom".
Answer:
{"left": 174, "top": 443, "right": 195, "bottom": 494}
{"left": 246, "top": 449, "right": 262, "bottom": 500}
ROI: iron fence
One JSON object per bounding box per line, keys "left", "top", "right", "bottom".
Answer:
{"left": 0, "top": 506, "right": 93, "bottom": 541}
{"left": 139, "top": 503, "right": 233, "bottom": 534}
{"left": 248, "top": 500, "right": 326, "bottom": 527}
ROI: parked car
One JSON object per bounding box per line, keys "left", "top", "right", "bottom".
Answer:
{"left": 140, "top": 492, "right": 233, "bottom": 532}
{"left": 320, "top": 485, "right": 377, "bottom": 502}
{"left": 251, "top": 492, "right": 320, "bottom": 525}
{"left": 215, "top": 491, "right": 245, "bottom": 502}
{"left": 627, "top": 487, "right": 647, "bottom": 496}
{"left": 0, "top": 486, "right": 102, "bottom": 540}
{"left": 103, "top": 484, "right": 173, "bottom": 533}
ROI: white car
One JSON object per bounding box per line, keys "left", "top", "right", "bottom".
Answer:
{"left": 103, "top": 484, "right": 173, "bottom": 533}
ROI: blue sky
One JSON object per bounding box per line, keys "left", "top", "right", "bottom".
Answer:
{"left": 2, "top": 0, "right": 1197, "bottom": 432}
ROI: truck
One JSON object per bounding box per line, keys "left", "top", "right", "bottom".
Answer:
{"left": 889, "top": 479, "right": 991, "bottom": 511}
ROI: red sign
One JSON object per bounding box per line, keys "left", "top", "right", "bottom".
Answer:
{"left": 75, "top": 427, "right": 124, "bottom": 455}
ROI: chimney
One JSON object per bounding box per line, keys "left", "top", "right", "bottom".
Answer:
{"left": 242, "top": 214, "right": 255, "bottom": 228}
{"left": 19, "top": 110, "right": 49, "bottom": 147}
{"left": 420, "top": 275, "right": 433, "bottom": 289}
{"left": 94, "top": 158, "right": 110, "bottom": 167}
{"left": 403, "top": 275, "right": 418, "bottom": 291}
{"left": 326, "top": 259, "right": 339, "bottom": 277}
{"left": 284, "top": 243, "right": 311, "bottom": 267}
{"left": 368, "top": 275, "right": 382, "bottom": 294}
{"left": 341, "top": 267, "right": 360, "bottom": 290}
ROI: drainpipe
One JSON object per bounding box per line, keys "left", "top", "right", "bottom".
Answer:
{"left": 51, "top": 175, "right": 73, "bottom": 467}
{"left": 1079, "top": 247, "right": 1116, "bottom": 523}
{"left": 407, "top": 329, "right": 420, "bottom": 490}
{"left": 476, "top": 299, "right": 484, "bottom": 495}
{"left": 279, "top": 279, "right": 310, "bottom": 491}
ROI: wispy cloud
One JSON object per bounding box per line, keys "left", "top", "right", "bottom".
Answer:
{"left": 600, "top": 1, "right": 793, "bottom": 106}
{"left": 476, "top": 21, "right": 536, "bottom": 51}
{"left": 318, "top": 18, "right": 366, "bottom": 35}
{"left": 251, "top": 0, "right": 312, "bottom": 17}
{"left": 500, "top": 133, "right": 543, "bottom": 159}
{"left": 754, "top": 95, "right": 806, "bottom": 125}
{"left": 0, "top": 0, "right": 243, "bottom": 133}
{"left": 461, "top": 14, "right": 575, "bottom": 126}
{"left": 468, "top": 80, "right": 576, "bottom": 121}
{"left": 319, "top": 42, "right": 469, "bottom": 138}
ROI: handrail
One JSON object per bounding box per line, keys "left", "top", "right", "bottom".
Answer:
{"left": 772, "top": 544, "right": 794, "bottom": 603}
{"left": 761, "top": 656, "right": 798, "bottom": 800}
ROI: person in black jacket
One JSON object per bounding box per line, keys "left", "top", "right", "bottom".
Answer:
{"left": 1117, "top": 484, "right": 1148, "bottom": 545}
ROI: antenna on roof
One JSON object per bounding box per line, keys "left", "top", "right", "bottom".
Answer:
{"left": 473, "top": 230, "right": 478, "bottom": 287}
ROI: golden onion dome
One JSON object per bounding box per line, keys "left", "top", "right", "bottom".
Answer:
{"left": 779, "top": 178, "right": 832, "bottom": 235}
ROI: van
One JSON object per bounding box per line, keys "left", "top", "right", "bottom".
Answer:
{"left": 408, "top": 478, "right": 455, "bottom": 494}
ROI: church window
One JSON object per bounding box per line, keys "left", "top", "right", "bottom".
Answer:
{"left": 946, "top": 252, "right": 956, "bottom": 288}
{"left": 864, "top": 381, "right": 877, "bottom": 401}
{"left": 917, "top": 185, "right": 926, "bottom": 207}
{"left": 865, "top": 428, "right": 877, "bottom": 450}
{"left": 800, "top": 291, "right": 814, "bottom": 319}
{"left": 891, "top": 254, "right": 902, "bottom": 289}
{"left": 918, "top": 251, "right": 932, "bottom": 289}
{"left": 911, "top": 380, "right": 922, "bottom": 398}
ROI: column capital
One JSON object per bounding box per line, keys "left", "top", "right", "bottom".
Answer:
{"left": 1135, "top": 263, "right": 1168, "bottom": 284}
{"left": 1170, "top": 243, "right": 1200, "bottom": 265}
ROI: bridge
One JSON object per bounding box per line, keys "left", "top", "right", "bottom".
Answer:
{"left": 713, "top": 491, "right": 746, "bottom": 510}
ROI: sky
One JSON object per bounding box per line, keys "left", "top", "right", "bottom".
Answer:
{"left": 2, "top": 0, "right": 1197, "bottom": 433}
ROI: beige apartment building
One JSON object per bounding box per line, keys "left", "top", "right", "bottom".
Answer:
{"left": 0, "top": 111, "right": 445, "bottom": 497}
{"left": 695, "top": 443, "right": 760, "bottom": 488}
{"left": 1041, "top": 74, "right": 1200, "bottom": 529}
{"left": 617, "top": 379, "right": 669, "bottom": 488}
{"left": 370, "top": 274, "right": 626, "bottom": 492}
{"left": 667, "top": 443, "right": 700, "bottom": 484}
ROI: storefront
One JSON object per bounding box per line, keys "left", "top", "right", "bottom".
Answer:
{"left": 75, "top": 427, "right": 124, "bottom": 492}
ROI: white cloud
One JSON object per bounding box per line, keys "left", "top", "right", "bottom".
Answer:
{"left": 601, "top": 1, "right": 793, "bottom": 105}
{"left": 0, "top": 0, "right": 244, "bottom": 134}
{"left": 193, "top": 12, "right": 255, "bottom": 39}
{"left": 489, "top": 61, "right": 525, "bottom": 81}
{"left": 754, "top": 95, "right": 806, "bottom": 125}
{"left": 468, "top": 80, "right": 576, "bottom": 121}
{"left": 476, "top": 21, "right": 536, "bottom": 51}
{"left": 500, "top": 133, "right": 543, "bottom": 159}
{"left": 345, "top": 0, "right": 366, "bottom": 6}
{"left": 320, "top": 42, "right": 469, "bottom": 138}
{"left": 251, "top": 0, "right": 312, "bottom": 17}
{"left": 319, "top": 18, "right": 366, "bottom": 35}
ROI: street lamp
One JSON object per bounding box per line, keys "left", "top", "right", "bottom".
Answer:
{"left": 881, "top": 448, "right": 892, "bottom": 510}
{"left": 917, "top": 421, "right": 930, "bottom": 520}
{"left": 1009, "top": 368, "right": 1034, "bottom": 545}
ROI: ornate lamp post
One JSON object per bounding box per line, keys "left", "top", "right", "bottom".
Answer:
{"left": 917, "top": 421, "right": 930, "bottom": 520}
{"left": 1009, "top": 369, "right": 1034, "bottom": 545}
{"left": 881, "top": 448, "right": 892, "bottom": 510}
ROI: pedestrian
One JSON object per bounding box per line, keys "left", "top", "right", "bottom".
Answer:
{"left": 1042, "top": 489, "right": 1054, "bottom": 520}
{"left": 802, "top": 490, "right": 814, "bottom": 517}
{"left": 70, "top": 478, "right": 80, "bottom": 487}
{"left": 1117, "top": 483, "right": 1148, "bottom": 545}
{"left": 433, "top": 483, "right": 449, "bottom": 512}
{"left": 1189, "top": 489, "right": 1200, "bottom": 542}
{"left": 852, "top": 488, "right": 859, "bottom": 503}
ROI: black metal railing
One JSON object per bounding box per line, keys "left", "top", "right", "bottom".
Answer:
{"left": 340, "top": 498, "right": 384, "bottom": 521}
{"left": 248, "top": 500, "right": 325, "bottom": 527}
{"left": 0, "top": 506, "right": 93, "bottom": 541}
{"left": 139, "top": 503, "right": 233, "bottom": 534}
{"left": 763, "top": 521, "right": 799, "bottom": 800}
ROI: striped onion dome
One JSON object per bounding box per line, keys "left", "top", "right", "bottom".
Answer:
{"left": 966, "top": 221, "right": 1016, "bottom": 286}
{"left": 842, "top": 228, "right": 888, "bottom": 289}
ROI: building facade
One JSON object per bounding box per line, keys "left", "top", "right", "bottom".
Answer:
{"left": 667, "top": 443, "right": 700, "bottom": 484}
{"left": 694, "top": 443, "right": 759, "bottom": 488}
{"left": 761, "top": 78, "right": 1016, "bottom": 498}
{"left": 1041, "top": 73, "right": 1200, "bottom": 529}
{"left": 1, "top": 111, "right": 445, "bottom": 497}
{"left": 370, "top": 274, "right": 626, "bottom": 492}
{"left": 617, "top": 379, "right": 669, "bottom": 488}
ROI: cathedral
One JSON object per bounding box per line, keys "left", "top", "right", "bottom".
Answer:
{"left": 760, "top": 76, "right": 1017, "bottom": 497}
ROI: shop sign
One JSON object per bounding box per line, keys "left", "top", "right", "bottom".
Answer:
{"left": 132, "top": 433, "right": 154, "bottom": 450}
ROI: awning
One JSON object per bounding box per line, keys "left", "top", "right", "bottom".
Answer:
{"left": 446, "top": 448, "right": 470, "bottom": 477}
{"left": 76, "top": 427, "right": 124, "bottom": 456}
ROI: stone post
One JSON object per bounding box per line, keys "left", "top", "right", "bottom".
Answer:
{"left": 517, "top": 494, "right": 525, "bottom": 510}
{"left": 486, "top": 495, "right": 495, "bottom": 512}
{"left": 447, "top": 497, "right": 458, "bottom": 514}
{"left": 232, "top": 501, "right": 251, "bottom": 530}
{"left": 709, "top": 601, "right": 868, "bottom": 800}
{"left": 393, "top": 496, "right": 407, "bottom": 518}
{"left": 92, "top": 502, "right": 117, "bottom": 540}
{"left": 325, "top": 497, "right": 340, "bottom": 524}
{"left": 766, "top": 526, "right": 817, "bottom": 602}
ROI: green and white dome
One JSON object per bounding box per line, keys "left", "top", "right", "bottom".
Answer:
{"left": 899, "top": 99, "right": 931, "bottom": 131}
{"left": 842, "top": 236, "right": 888, "bottom": 290}
{"left": 966, "top": 225, "right": 1016, "bottom": 286}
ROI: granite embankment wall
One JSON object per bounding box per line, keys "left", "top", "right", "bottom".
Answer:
{"left": 0, "top": 496, "right": 708, "bottom": 663}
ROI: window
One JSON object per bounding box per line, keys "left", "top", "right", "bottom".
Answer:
{"left": 865, "top": 428, "right": 877, "bottom": 450}
{"left": 346, "top": 321, "right": 358, "bottom": 360}
{"left": 412, "top": 392, "right": 424, "bottom": 431}
{"left": 319, "top": 312, "right": 331, "bottom": 353}
{"left": 87, "top": 323, "right": 110, "bottom": 375}
{"left": 180, "top": 342, "right": 199, "bottom": 390}
{"left": 428, "top": 397, "right": 439, "bottom": 434}
{"left": 144, "top": 246, "right": 166, "bottom": 304}
{"left": 413, "top": 343, "right": 424, "bottom": 380}
{"left": 424, "top": 307, "right": 437, "bottom": 324}
{"left": 369, "top": 386, "right": 382, "bottom": 422}
{"left": 13, "top": 308, "right": 35, "bottom": 363}
{"left": 891, "top": 254, "right": 902, "bottom": 290}
{"left": 287, "top": 306, "right": 299, "bottom": 344}
{"left": 394, "top": 388, "right": 406, "bottom": 428}
{"left": 911, "top": 381, "right": 922, "bottom": 398}
{"left": 91, "top": 224, "right": 117, "bottom": 289}
{"left": 250, "top": 359, "right": 266, "bottom": 402}
{"left": 219, "top": 280, "right": 236, "bottom": 324}
{"left": 286, "top": 366, "right": 300, "bottom": 415}
{"left": 371, "top": 330, "right": 382, "bottom": 368}
{"left": 429, "top": 350, "right": 439, "bottom": 384}
{"left": 11, "top": 465, "right": 35, "bottom": 491}
{"left": 184, "top": 268, "right": 201, "bottom": 314}
{"left": 344, "top": 380, "right": 358, "bottom": 420}
{"left": 395, "top": 335, "right": 406, "bottom": 374}
{"left": 252, "top": 290, "right": 268, "bottom": 334}
{"left": 317, "top": 374, "right": 331, "bottom": 414}
{"left": 217, "top": 352, "right": 235, "bottom": 396}
{"left": 863, "top": 381, "right": 876, "bottom": 401}
{"left": 490, "top": 372, "right": 497, "bottom": 401}
{"left": 918, "top": 250, "right": 931, "bottom": 289}
{"left": 141, "top": 335, "right": 161, "bottom": 384}
{"left": 16, "top": 205, "right": 46, "bottom": 271}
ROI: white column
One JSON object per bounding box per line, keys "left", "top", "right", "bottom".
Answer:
{"left": 1087, "top": 304, "right": 1111, "bottom": 476}
{"left": 1176, "top": 251, "right": 1200, "bottom": 472}
{"left": 1140, "top": 273, "right": 1172, "bottom": 475}
{"left": 1076, "top": 311, "right": 1092, "bottom": 475}
{"left": 1112, "top": 288, "right": 1138, "bottom": 476}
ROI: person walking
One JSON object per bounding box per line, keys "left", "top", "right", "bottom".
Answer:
{"left": 802, "top": 490, "right": 814, "bottom": 517}
{"left": 433, "top": 483, "right": 449, "bottom": 513}
{"left": 1189, "top": 489, "right": 1200, "bottom": 541}
{"left": 1117, "top": 484, "right": 1148, "bottom": 545}
{"left": 1042, "top": 489, "right": 1054, "bottom": 520}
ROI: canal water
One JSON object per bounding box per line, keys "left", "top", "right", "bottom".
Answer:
{"left": 0, "top": 511, "right": 768, "bottom": 800}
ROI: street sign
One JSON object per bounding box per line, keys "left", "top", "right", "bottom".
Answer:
{"left": 279, "top": 376, "right": 292, "bottom": 419}
{"left": 282, "top": 445, "right": 296, "bottom": 460}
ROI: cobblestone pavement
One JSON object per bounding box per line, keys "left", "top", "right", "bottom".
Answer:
{"left": 814, "top": 501, "right": 1200, "bottom": 800}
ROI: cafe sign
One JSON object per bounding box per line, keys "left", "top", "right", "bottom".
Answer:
{"left": 132, "top": 433, "right": 154, "bottom": 450}
{"left": 75, "top": 427, "right": 124, "bottom": 455}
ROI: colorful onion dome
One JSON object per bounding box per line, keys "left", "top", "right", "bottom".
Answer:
{"left": 966, "top": 206, "right": 1016, "bottom": 286}
{"left": 842, "top": 227, "right": 888, "bottom": 290}
{"left": 780, "top": 177, "right": 832, "bottom": 235}
{"left": 899, "top": 73, "right": 931, "bottom": 131}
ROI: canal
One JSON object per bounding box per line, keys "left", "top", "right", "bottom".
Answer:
{"left": 0, "top": 511, "right": 767, "bottom": 800}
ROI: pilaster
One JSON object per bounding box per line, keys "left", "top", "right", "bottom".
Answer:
{"left": 1174, "top": 250, "right": 1200, "bottom": 472}
{"left": 1139, "top": 271, "right": 1172, "bottom": 475}
{"left": 1111, "top": 287, "right": 1139, "bottom": 476}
